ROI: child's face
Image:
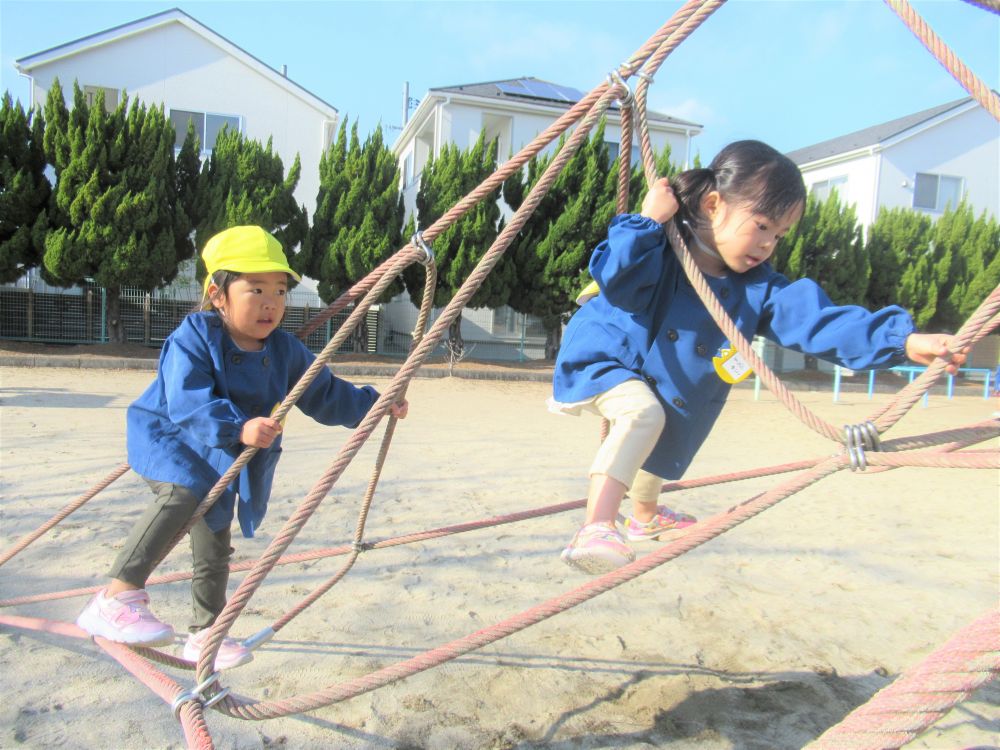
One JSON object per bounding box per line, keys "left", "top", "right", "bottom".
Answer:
{"left": 703, "top": 195, "right": 802, "bottom": 274}
{"left": 209, "top": 271, "right": 288, "bottom": 350}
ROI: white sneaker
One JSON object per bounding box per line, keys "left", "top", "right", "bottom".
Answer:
{"left": 183, "top": 629, "right": 253, "bottom": 670}
{"left": 75, "top": 588, "right": 175, "bottom": 646}
{"left": 560, "top": 522, "right": 635, "bottom": 574}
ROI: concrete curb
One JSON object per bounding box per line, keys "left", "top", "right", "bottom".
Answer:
{"left": 0, "top": 354, "right": 554, "bottom": 382}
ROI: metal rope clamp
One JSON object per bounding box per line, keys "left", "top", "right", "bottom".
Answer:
{"left": 171, "top": 671, "right": 230, "bottom": 717}
{"left": 606, "top": 69, "right": 633, "bottom": 107}
{"left": 411, "top": 231, "right": 435, "bottom": 267}
{"left": 843, "top": 421, "right": 882, "bottom": 471}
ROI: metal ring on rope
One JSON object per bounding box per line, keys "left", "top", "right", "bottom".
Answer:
{"left": 635, "top": 70, "right": 655, "bottom": 84}
{"left": 843, "top": 421, "right": 882, "bottom": 471}
{"left": 410, "top": 232, "right": 435, "bottom": 267}
{"left": 171, "top": 672, "right": 226, "bottom": 717}
{"left": 606, "top": 69, "right": 633, "bottom": 106}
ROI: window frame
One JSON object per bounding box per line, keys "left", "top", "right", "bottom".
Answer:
{"left": 169, "top": 108, "right": 243, "bottom": 153}
{"left": 913, "top": 172, "right": 964, "bottom": 213}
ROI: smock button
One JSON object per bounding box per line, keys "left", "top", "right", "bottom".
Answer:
{"left": 644, "top": 374, "right": 656, "bottom": 386}
{"left": 262, "top": 356, "right": 270, "bottom": 367}
{"left": 696, "top": 344, "right": 708, "bottom": 356}
{"left": 672, "top": 397, "right": 686, "bottom": 409}
{"left": 719, "top": 287, "right": 730, "bottom": 299}
{"left": 231, "top": 354, "right": 242, "bottom": 364}
{"left": 666, "top": 329, "right": 679, "bottom": 342}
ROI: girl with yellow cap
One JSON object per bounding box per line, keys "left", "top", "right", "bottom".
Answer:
{"left": 76, "top": 226, "right": 407, "bottom": 669}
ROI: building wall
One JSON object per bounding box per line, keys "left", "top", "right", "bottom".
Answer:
{"left": 878, "top": 107, "right": 998, "bottom": 223}
{"left": 26, "top": 22, "right": 333, "bottom": 236}
{"left": 397, "top": 96, "right": 694, "bottom": 224}
{"left": 800, "top": 106, "right": 999, "bottom": 230}
{"left": 800, "top": 155, "right": 879, "bottom": 226}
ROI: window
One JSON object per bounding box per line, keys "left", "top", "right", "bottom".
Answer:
{"left": 84, "top": 85, "right": 119, "bottom": 113}
{"left": 402, "top": 152, "right": 414, "bottom": 188}
{"left": 604, "top": 141, "right": 641, "bottom": 167}
{"left": 482, "top": 113, "right": 512, "bottom": 165}
{"left": 811, "top": 175, "right": 848, "bottom": 203}
{"left": 169, "top": 109, "right": 242, "bottom": 152}
{"left": 913, "top": 173, "right": 963, "bottom": 212}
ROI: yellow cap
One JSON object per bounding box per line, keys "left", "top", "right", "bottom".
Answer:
{"left": 202, "top": 226, "right": 301, "bottom": 291}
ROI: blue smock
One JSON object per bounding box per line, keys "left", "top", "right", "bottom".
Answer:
{"left": 127, "top": 312, "right": 379, "bottom": 537}
{"left": 553, "top": 214, "right": 915, "bottom": 480}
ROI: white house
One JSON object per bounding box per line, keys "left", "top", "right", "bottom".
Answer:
{"left": 392, "top": 76, "right": 702, "bottom": 220}
{"left": 14, "top": 7, "right": 338, "bottom": 237}
{"left": 787, "top": 96, "right": 999, "bottom": 229}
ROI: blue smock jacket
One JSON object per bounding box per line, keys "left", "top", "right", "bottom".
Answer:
{"left": 553, "top": 214, "right": 915, "bottom": 479}
{"left": 127, "top": 312, "right": 379, "bottom": 538}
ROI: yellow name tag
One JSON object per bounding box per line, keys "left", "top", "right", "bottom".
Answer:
{"left": 712, "top": 347, "right": 753, "bottom": 384}
{"left": 576, "top": 279, "right": 600, "bottom": 305}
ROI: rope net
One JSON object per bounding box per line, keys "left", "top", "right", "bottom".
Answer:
{"left": 1, "top": 0, "right": 998, "bottom": 747}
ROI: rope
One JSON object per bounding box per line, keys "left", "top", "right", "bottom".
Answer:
{"left": 885, "top": 0, "right": 1000, "bottom": 122}
{"left": 209, "top": 425, "right": 993, "bottom": 720}
{"left": 805, "top": 607, "right": 1000, "bottom": 749}
{"left": 2, "top": 2, "right": 997, "bottom": 746}
{"left": 0, "top": 463, "right": 130, "bottom": 567}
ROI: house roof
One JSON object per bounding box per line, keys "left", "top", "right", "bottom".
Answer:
{"left": 430, "top": 77, "right": 702, "bottom": 129}
{"left": 14, "top": 7, "right": 338, "bottom": 118}
{"left": 786, "top": 96, "right": 974, "bottom": 165}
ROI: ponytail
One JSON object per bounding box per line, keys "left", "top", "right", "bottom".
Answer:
{"left": 672, "top": 140, "right": 805, "bottom": 240}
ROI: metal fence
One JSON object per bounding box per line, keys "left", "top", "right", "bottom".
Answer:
{"left": 0, "top": 282, "right": 553, "bottom": 361}
{"left": 0, "top": 284, "right": 377, "bottom": 355}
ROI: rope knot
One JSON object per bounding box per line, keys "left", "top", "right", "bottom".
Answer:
{"left": 843, "top": 421, "right": 882, "bottom": 471}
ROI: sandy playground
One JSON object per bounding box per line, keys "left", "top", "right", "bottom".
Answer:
{"left": 0, "top": 363, "right": 997, "bottom": 749}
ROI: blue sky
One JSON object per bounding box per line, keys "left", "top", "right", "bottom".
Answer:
{"left": 1, "top": 0, "right": 997, "bottom": 164}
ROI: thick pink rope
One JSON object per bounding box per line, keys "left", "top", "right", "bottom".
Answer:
{"left": 806, "top": 607, "right": 1000, "bottom": 749}
{"left": 885, "top": 0, "right": 1000, "bottom": 121}
{"left": 0, "top": 463, "right": 130, "bottom": 567}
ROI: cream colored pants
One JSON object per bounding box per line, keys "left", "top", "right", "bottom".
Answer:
{"left": 580, "top": 378, "right": 666, "bottom": 505}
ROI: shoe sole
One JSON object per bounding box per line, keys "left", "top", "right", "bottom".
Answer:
{"left": 561, "top": 551, "right": 633, "bottom": 575}
{"left": 75, "top": 613, "right": 175, "bottom": 647}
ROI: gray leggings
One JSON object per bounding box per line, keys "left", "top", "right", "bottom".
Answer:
{"left": 109, "top": 479, "right": 233, "bottom": 632}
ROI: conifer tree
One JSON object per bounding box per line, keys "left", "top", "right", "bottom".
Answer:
{"left": 775, "top": 189, "right": 867, "bottom": 304}
{"left": 929, "top": 199, "right": 998, "bottom": 331}
{"left": 503, "top": 121, "right": 638, "bottom": 357}
{"left": 194, "top": 128, "right": 307, "bottom": 271}
{"left": 864, "top": 206, "right": 932, "bottom": 310}
{"left": 40, "top": 81, "right": 188, "bottom": 343}
{"left": 402, "top": 130, "right": 509, "bottom": 351}
{"left": 0, "top": 93, "right": 50, "bottom": 283}
{"left": 298, "top": 121, "right": 404, "bottom": 304}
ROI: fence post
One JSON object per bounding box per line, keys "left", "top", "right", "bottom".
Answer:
{"left": 143, "top": 292, "right": 151, "bottom": 344}
{"left": 519, "top": 313, "right": 527, "bottom": 363}
{"left": 27, "top": 287, "right": 34, "bottom": 339}
{"left": 100, "top": 287, "right": 107, "bottom": 343}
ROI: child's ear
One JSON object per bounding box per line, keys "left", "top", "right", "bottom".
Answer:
{"left": 700, "top": 190, "right": 722, "bottom": 220}
{"left": 207, "top": 283, "right": 225, "bottom": 309}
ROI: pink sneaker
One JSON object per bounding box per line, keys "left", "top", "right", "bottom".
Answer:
{"left": 560, "top": 522, "right": 635, "bottom": 574}
{"left": 623, "top": 505, "right": 697, "bottom": 541}
{"left": 75, "top": 588, "right": 175, "bottom": 646}
{"left": 183, "top": 629, "right": 253, "bottom": 670}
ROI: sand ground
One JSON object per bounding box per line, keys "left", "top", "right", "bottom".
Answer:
{"left": 0, "top": 365, "right": 997, "bottom": 749}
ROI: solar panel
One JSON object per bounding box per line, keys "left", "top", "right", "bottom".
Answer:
{"left": 496, "top": 79, "right": 586, "bottom": 103}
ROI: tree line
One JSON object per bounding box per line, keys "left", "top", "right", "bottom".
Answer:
{"left": 2, "top": 80, "right": 996, "bottom": 352}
